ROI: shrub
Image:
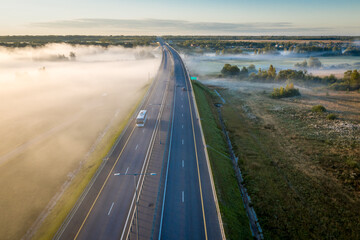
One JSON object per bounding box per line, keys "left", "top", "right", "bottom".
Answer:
{"left": 312, "top": 105, "right": 326, "bottom": 113}
{"left": 308, "top": 57, "right": 322, "bottom": 68}
{"left": 221, "top": 63, "right": 240, "bottom": 76}
{"left": 326, "top": 113, "right": 337, "bottom": 120}
{"left": 271, "top": 83, "right": 301, "bottom": 98}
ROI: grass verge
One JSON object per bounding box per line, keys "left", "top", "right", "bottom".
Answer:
{"left": 192, "top": 81, "right": 252, "bottom": 240}
{"left": 219, "top": 88, "right": 360, "bottom": 239}
{"left": 32, "top": 84, "right": 150, "bottom": 240}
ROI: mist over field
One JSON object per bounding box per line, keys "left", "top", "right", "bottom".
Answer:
{"left": 181, "top": 52, "right": 360, "bottom": 78}
{"left": 0, "top": 44, "right": 161, "bottom": 239}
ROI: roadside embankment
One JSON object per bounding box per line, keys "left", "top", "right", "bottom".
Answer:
{"left": 192, "top": 80, "right": 253, "bottom": 239}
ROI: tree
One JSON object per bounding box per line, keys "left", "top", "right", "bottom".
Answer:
{"left": 248, "top": 64, "right": 256, "bottom": 72}
{"left": 279, "top": 87, "right": 284, "bottom": 95}
{"left": 350, "top": 69, "right": 360, "bottom": 90}
{"left": 267, "top": 65, "right": 276, "bottom": 79}
{"left": 271, "top": 84, "right": 300, "bottom": 98}
{"left": 221, "top": 64, "right": 240, "bottom": 76}
{"left": 276, "top": 69, "right": 306, "bottom": 82}
{"left": 285, "top": 83, "right": 294, "bottom": 91}
{"left": 295, "top": 60, "right": 307, "bottom": 68}
{"left": 69, "top": 51, "right": 76, "bottom": 60}
{"left": 308, "top": 57, "right": 322, "bottom": 68}
{"left": 240, "top": 66, "right": 248, "bottom": 77}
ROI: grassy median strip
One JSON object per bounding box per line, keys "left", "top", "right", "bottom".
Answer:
{"left": 192, "top": 81, "right": 252, "bottom": 240}
{"left": 32, "top": 84, "right": 150, "bottom": 240}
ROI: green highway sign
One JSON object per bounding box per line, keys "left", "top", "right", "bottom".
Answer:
{"left": 190, "top": 76, "right": 197, "bottom": 80}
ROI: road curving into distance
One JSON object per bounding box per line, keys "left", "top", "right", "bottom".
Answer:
{"left": 53, "top": 40, "right": 224, "bottom": 240}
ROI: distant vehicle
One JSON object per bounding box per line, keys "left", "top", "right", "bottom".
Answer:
{"left": 136, "top": 110, "right": 147, "bottom": 127}
{"left": 182, "top": 87, "right": 186, "bottom": 91}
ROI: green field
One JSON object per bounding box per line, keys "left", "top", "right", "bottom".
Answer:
{"left": 216, "top": 85, "right": 360, "bottom": 239}
{"left": 192, "top": 81, "right": 252, "bottom": 240}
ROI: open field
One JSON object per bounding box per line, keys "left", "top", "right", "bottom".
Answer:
{"left": 192, "top": 81, "right": 252, "bottom": 239}
{"left": 206, "top": 81, "right": 360, "bottom": 239}
{"left": 182, "top": 53, "right": 360, "bottom": 80}
{"left": 0, "top": 44, "right": 161, "bottom": 239}
{"left": 223, "top": 40, "right": 353, "bottom": 43}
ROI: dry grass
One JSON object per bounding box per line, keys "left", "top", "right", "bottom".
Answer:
{"left": 192, "top": 81, "right": 252, "bottom": 239}
{"left": 32, "top": 88, "right": 147, "bottom": 240}
{"left": 222, "top": 40, "right": 352, "bottom": 44}
{"left": 0, "top": 88, "right": 148, "bottom": 240}
{"left": 0, "top": 45, "right": 161, "bottom": 240}
{"left": 215, "top": 86, "right": 360, "bottom": 239}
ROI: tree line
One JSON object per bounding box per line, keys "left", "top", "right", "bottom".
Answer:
{"left": 220, "top": 63, "right": 360, "bottom": 91}
{"left": 0, "top": 36, "right": 157, "bottom": 48}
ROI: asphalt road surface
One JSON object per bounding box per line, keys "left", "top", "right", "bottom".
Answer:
{"left": 54, "top": 41, "right": 223, "bottom": 240}
{"left": 55, "top": 43, "right": 172, "bottom": 240}
{"left": 158, "top": 45, "right": 223, "bottom": 240}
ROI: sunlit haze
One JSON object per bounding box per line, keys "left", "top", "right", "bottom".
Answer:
{"left": 1, "top": 0, "right": 359, "bottom": 35}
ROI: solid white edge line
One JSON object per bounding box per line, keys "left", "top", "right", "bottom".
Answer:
{"left": 121, "top": 48, "right": 170, "bottom": 240}
{"left": 54, "top": 44, "right": 164, "bottom": 240}
{"left": 180, "top": 49, "right": 227, "bottom": 240}
{"left": 122, "top": 85, "right": 164, "bottom": 240}
{"left": 169, "top": 44, "right": 226, "bottom": 240}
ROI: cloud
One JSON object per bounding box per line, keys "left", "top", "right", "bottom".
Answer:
{"left": 30, "top": 18, "right": 333, "bottom": 35}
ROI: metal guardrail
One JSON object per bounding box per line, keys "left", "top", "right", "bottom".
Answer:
{"left": 149, "top": 45, "right": 175, "bottom": 240}
{"left": 52, "top": 46, "right": 166, "bottom": 240}
{"left": 168, "top": 45, "right": 227, "bottom": 240}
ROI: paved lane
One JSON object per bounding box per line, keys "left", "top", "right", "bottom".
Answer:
{"left": 159, "top": 45, "right": 224, "bottom": 240}
{"left": 55, "top": 44, "right": 173, "bottom": 240}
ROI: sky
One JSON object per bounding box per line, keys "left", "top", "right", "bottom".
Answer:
{"left": 0, "top": 0, "right": 359, "bottom": 35}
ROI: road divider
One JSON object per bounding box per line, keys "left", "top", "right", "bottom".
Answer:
{"left": 122, "top": 53, "right": 171, "bottom": 240}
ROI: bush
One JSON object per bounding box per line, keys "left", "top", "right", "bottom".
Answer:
{"left": 308, "top": 57, "right": 322, "bottom": 68}
{"left": 312, "top": 105, "right": 327, "bottom": 112}
{"left": 327, "top": 113, "right": 337, "bottom": 120}
{"left": 271, "top": 83, "right": 301, "bottom": 98}
{"left": 221, "top": 63, "right": 240, "bottom": 76}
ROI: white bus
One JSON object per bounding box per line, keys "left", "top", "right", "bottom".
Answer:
{"left": 136, "top": 110, "right": 147, "bottom": 127}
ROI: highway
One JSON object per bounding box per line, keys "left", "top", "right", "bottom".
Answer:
{"left": 54, "top": 40, "right": 224, "bottom": 240}
{"left": 158, "top": 45, "right": 223, "bottom": 239}
{"left": 55, "top": 42, "right": 173, "bottom": 240}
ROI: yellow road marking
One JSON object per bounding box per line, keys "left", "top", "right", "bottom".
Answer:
{"left": 74, "top": 126, "right": 136, "bottom": 240}
{"left": 73, "top": 60, "right": 162, "bottom": 239}
{"left": 182, "top": 59, "right": 208, "bottom": 240}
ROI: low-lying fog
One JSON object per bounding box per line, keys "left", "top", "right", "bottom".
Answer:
{"left": 182, "top": 52, "right": 360, "bottom": 78}
{"left": 0, "top": 44, "right": 161, "bottom": 239}
{"left": 202, "top": 78, "right": 312, "bottom": 96}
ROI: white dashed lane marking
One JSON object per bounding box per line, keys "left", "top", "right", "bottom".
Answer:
{"left": 108, "top": 202, "right": 114, "bottom": 215}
